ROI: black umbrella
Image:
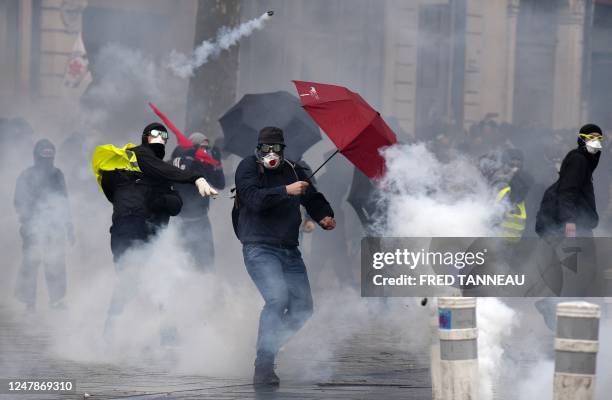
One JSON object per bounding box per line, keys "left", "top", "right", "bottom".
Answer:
{"left": 219, "top": 91, "right": 321, "bottom": 161}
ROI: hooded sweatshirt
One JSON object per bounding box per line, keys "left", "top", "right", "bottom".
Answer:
{"left": 557, "top": 146, "right": 600, "bottom": 229}
{"left": 14, "top": 139, "right": 71, "bottom": 227}
{"left": 234, "top": 155, "right": 333, "bottom": 247}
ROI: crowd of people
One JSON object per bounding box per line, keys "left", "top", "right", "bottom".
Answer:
{"left": 3, "top": 112, "right": 608, "bottom": 386}
{"left": 418, "top": 116, "right": 612, "bottom": 237}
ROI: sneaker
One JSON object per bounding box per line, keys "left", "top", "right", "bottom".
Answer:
{"left": 253, "top": 364, "right": 280, "bottom": 386}
{"left": 49, "top": 300, "right": 67, "bottom": 310}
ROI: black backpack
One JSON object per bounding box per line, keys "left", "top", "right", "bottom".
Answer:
{"left": 535, "top": 180, "right": 562, "bottom": 237}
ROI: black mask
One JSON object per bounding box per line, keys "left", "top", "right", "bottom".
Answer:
{"left": 149, "top": 143, "right": 166, "bottom": 159}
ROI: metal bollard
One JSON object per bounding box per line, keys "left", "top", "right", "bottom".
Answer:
{"left": 438, "top": 297, "right": 479, "bottom": 400}
{"left": 553, "top": 301, "right": 600, "bottom": 400}
{"left": 430, "top": 301, "right": 442, "bottom": 400}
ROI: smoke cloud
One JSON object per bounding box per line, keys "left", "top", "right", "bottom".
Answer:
{"left": 375, "top": 143, "right": 500, "bottom": 237}
{"left": 477, "top": 298, "right": 518, "bottom": 400}
{"left": 168, "top": 12, "right": 272, "bottom": 79}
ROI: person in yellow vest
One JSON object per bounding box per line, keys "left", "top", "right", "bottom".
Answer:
{"left": 92, "top": 122, "right": 218, "bottom": 340}
{"left": 494, "top": 149, "right": 532, "bottom": 241}
{"left": 496, "top": 185, "right": 527, "bottom": 241}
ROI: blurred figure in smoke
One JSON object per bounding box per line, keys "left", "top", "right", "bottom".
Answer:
{"left": 171, "top": 132, "right": 225, "bottom": 271}
{"left": 309, "top": 152, "right": 354, "bottom": 288}
{"left": 14, "top": 139, "right": 74, "bottom": 311}
{"left": 233, "top": 127, "right": 335, "bottom": 386}
{"left": 96, "top": 123, "right": 217, "bottom": 339}
{"left": 491, "top": 149, "right": 533, "bottom": 242}
{"left": 468, "top": 116, "right": 505, "bottom": 158}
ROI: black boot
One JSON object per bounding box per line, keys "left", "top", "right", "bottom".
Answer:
{"left": 253, "top": 352, "right": 279, "bottom": 386}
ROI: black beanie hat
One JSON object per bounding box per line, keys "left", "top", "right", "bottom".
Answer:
{"left": 142, "top": 122, "right": 167, "bottom": 145}
{"left": 579, "top": 124, "right": 603, "bottom": 136}
{"left": 258, "top": 126, "right": 285, "bottom": 145}
{"left": 142, "top": 122, "right": 167, "bottom": 136}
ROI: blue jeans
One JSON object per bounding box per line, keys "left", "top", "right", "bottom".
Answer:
{"left": 242, "top": 243, "right": 314, "bottom": 363}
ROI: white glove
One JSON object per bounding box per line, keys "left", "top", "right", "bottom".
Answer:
{"left": 195, "top": 177, "right": 218, "bottom": 197}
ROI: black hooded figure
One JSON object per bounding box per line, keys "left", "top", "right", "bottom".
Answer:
{"left": 170, "top": 132, "right": 225, "bottom": 272}
{"left": 234, "top": 127, "right": 335, "bottom": 386}
{"left": 557, "top": 124, "right": 603, "bottom": 236}
{"left": 101, "top": 122, "right": 215, "bottom": 340}
{"left": 535, "top": 124, "right": 605, "bottom": 329}
{"left": 14, "top": 139, "right": 74, "bottom": 311}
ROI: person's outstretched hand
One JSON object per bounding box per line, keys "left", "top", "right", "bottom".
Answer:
{"left": 319, "top": 216, "right": 336, "bottom": 230}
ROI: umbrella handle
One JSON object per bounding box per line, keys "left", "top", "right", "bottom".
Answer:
{"left": 307, "top": 149, "right": 339, "bottom": 180}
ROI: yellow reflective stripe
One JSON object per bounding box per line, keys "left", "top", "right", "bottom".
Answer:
{"left": 511, "top": 202, "right": 527, "bottom": 218}
{"left": 502, "top": 221, "right": 526, "bottom": 231}
{"left": 496, "top": 186, "right": 511, "bottom": 202}
{"left": 501, "top": 231, "right": 522, "bottom": 237}
{"left": 505, "top": 215, "right": 525, "bottom": 222}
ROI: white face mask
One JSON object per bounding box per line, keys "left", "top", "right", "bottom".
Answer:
{"left": 262, "top": 152, "right": 281, "bottom": 169}
{"left": 586, "top": 139, "right": 602, "bottom": 154}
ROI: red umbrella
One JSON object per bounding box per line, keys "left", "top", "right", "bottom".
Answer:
{"left": 292, "top": 80, "right": 397, "bottom": 179}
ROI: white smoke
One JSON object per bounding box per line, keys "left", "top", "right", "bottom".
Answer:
{"left": 168, "top": 12, "right": 272, "bottom": 79}
{"left": 518, "top": 359, "right": 554, "bottom": 399}
{"left": 478, "top": 298, "right": 518, "bottom": 400}
{"left": 376, "top": 143, "right": 499, "bottom": 236}
{"left": 46, "top": 222, "right": 260, "bottom": 376}
{"left": 377, "top": 144, "right": 521, "bottom": 398}
{"left": 87, "top": 44, "right": 161, "bottom": 107}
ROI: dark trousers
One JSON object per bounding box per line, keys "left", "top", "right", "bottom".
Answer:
{"left": 15, "top": 225, "right": 66, "bottom": 307}
{"left": 110, "top": 216, "right": 150, "bottom": 264}
{"left": 242, "top": 243, "right": 314, "bottom": 365}
{"left": 105, "top": 216, "right": 150, "bottom": 338}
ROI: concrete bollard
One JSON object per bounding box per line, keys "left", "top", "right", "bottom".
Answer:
{"left": 430, "top": 302, "right": 442, "bottom": 400}
{"left": 553, "top": 301, "right": 600, "bottom": 400}
{"left": 438, "top": 297, "right": 478, "bottom": 400}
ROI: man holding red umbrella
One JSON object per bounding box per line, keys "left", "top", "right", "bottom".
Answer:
{"left": 234, "top": 126, "right": 335, "bottom": 386}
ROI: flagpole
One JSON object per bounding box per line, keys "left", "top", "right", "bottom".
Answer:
{"left": 307, "top": 149, "right": 339, "bottom": 180}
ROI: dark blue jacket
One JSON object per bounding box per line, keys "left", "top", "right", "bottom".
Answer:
{"left": 235, "top": 155, "right": 333, "bottom": 247}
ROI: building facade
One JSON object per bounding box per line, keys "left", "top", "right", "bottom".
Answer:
{"left": 0, "top": 0, "right": 611, "bottom": 140}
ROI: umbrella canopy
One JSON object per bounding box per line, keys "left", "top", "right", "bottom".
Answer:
{"left": 219, "top": 91, "right": 321, "bottom": 160}
{"left": 293, "top": 80, "right": 397, "bottom": 179}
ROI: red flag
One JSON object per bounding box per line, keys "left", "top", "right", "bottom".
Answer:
{"left": 293, "top": 81, "right": 396, "bottom": 179}
{"left": 148, "top": 102, "right": 220, "bottom": 167}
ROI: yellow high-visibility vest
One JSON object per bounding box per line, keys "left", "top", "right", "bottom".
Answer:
{"left": 91, "top": 143, "right": 141, "bottom": 190}
{"left": 496, "top": 186, "right": 527, "bottom": 241}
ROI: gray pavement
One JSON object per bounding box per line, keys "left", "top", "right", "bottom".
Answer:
{"left": 0, "top": 306, "right": 431, "bottom": 400}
